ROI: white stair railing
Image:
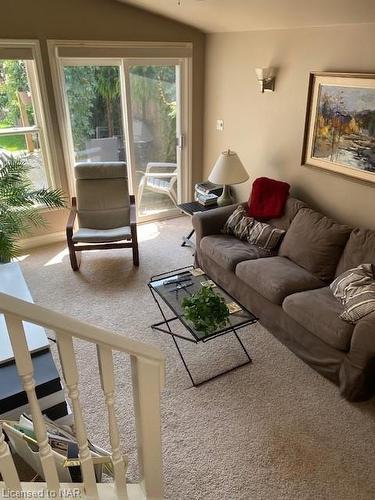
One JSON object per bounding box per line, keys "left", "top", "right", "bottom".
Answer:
{"left": 0, "top": 291, "right": 165, "bottom": 500}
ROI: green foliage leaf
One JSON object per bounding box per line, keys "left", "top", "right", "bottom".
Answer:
{"left": 28, "top": 188, "right": 66, "bottom": 208}
{"left": 0, "top": 231, "right": 20, "bottom": 263}
{"left": 0, "top": 156, "right": 66, "bottom": 262}
{"left": 182, "top": 285, "right": 230, "bottom": 335}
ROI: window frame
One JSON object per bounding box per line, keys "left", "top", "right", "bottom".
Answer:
{"left": 0, "top": 39, "right": 61, "bottom": 190}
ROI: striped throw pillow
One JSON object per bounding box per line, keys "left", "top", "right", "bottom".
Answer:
{"left": 247, "top": 220, "right": 285, "bottom": 251}
{"left": 222, "top": 206, "right": 254, "bottom": 240}
{"left": 330, "top": 264, "right": 375, "bottom": 323}
{"left": 234, "top": 214, "right": 256, "bottom": 240}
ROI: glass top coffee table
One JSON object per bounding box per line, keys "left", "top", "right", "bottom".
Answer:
{"left": 148, "top": 266, "right": 257, "bottom": 386}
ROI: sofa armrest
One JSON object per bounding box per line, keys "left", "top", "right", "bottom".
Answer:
{"left": 348, "top": 312, "right": 375, "bottom": 365}
{"left": 192, "top": 203, "right": 241, "bottom": 249}
{"left": 339, "top": 311, "right": 375, "bottom": 400}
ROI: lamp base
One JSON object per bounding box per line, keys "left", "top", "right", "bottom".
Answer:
{"left": 217, "top": 185, "right": 233, "bottom": 207}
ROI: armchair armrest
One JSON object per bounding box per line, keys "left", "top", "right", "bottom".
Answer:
{"left": 340, "top": 311, "right": 375, "bottom": 401}
{"left": 66, "top": 197, "right": 77, "bottom": 239}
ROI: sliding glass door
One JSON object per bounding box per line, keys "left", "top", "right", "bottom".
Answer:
{"left": 125, "top": 63, "right": 180, "bottom": 218}
{"left": 60, "top": 58, "right": 184, "bottom": 221}
{"left": 63, "top": 64, "right": 125, "bottom": 164}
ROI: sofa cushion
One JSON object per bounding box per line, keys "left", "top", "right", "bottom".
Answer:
{"left": 267, "top": 197, "right": 308, "bottom": 231}
{"left": 279, "top": 208, "right": 351, "bottom": 282}
{"left": 200, "top": 235, "right": 274, "bottom": 271}
{"left": 283, "top": 287, "right": 354, "bottom": 351}
{"left": 335, "top": 227, "right": 375, "bottom": 277}
{"left": 235, "top": 256, "right": 325, "bottom": 305}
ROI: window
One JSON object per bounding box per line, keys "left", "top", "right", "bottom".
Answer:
{"left": 0, "top": 42, "right": 55, "bottom": 190}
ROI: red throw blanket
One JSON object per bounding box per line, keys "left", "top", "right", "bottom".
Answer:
{"left": 248, "top": 177, "right": 290, "bottom": 220}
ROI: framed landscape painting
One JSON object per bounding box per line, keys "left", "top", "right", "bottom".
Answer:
{"left": 302, "top": 72, "right": 375, "bottom": 183}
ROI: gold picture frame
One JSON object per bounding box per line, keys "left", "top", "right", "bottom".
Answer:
{"left": 302, "top": 72, "right": 375, "bottom": 183}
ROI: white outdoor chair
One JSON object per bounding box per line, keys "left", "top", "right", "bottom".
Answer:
{"left": 137, "top": 162, "right": 177, "bottom": 208}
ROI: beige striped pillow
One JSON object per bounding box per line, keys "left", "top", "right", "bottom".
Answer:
{"left": 222, "top": 206, "right": 254, "bottom": 239}
{"left": 247, "top": 220, "right": 285, "bottom": 251}
{"left": 330, "top": 264, "right": 375, "bottom": 323}
{"left": 222, "top": 206, "right": 285, "bottom": 250}
{"left": 234, "top": 215, "right": 256, "bottom": 240}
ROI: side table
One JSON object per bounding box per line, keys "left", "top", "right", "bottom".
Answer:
{"left": 177, "top": 201, "right": 218, "bottom": 250}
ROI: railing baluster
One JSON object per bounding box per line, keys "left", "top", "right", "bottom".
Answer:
{"left": 4, "top": 314, "right": 60, "bottom": 493}
{"left": 56, "top": 333, "right": 98, "bottom": 499}
{"left": 0, "top": 424, "right": 21, "bottom": 492}
{"left": 0, "top": 292, "right": 165, "bottom": 499}
{"left": 131, "top": 355, "right": 164, "bottom": 500}
{"left": 97, "top": 346, "right": 128, "bottom": 499}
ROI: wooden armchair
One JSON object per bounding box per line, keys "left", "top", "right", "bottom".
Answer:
{"left": 66, "top": 162, "right": 139, "bottom": 271}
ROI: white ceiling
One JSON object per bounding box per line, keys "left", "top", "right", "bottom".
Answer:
{"left": 120, "top": 0, "right": 375, "bottom": 33}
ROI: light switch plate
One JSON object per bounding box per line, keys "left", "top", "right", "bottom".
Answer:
{"left": 216, "top": 119, "right": 224, "bottom": 131}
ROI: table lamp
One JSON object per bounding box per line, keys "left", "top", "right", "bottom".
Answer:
{"left": 208, "top": 149, "right": 249, "bottom": 206}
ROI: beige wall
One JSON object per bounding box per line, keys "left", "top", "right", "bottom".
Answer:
{"left": 204, "top": 24, "right": 375, "bottom": 229}
{"left": 2, "top": 0, "right": 205, "bottom": 237}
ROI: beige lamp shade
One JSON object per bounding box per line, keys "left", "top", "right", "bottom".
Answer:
{"left": 208, "top": 149, "right": 249, "bottom": 185}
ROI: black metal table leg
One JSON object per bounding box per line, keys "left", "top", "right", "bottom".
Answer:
{"left": 190, "top": 327, "right": 252, "bottom": 387}
{"left": 150, "top": 289, "right": 252, "bottom": 387}
{"left": 233, "top": 328, "right": 252, "bottom": 363}
{"left": 149, "top": 285, "right": 199, "bottom": 386}
{"left": 181, "top": 228, "right": 195, "bottom": 248}
{"left": 171, "top": 336, "right": 197, "bottom": 387}
{"left": 148, "top": 267, "right": 255, "bottom": 388}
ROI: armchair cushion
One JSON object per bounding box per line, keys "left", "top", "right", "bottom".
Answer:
{"left": 72, "top": 226, "right": 132, "bottom": 243}
{"left": 75, "top": 162, "right": 130, "bottom": 230}
{"left": 75, "top": 162, "right": 127, "bottom": 179}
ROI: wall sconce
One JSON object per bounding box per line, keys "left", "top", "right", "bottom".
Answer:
{"left": 254, "top": 67, "right": 276, "bottom": 93}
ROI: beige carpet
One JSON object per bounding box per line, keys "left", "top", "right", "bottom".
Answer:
{"left": 19, "top": 216, "right": 375, "bottom": 500}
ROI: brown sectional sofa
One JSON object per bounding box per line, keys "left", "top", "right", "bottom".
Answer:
{"left": 192, "top": 197, "right": 375, "bottom": 401}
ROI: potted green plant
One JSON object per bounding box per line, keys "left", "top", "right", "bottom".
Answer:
{"left": 182, "top": 285, "right": 230, "bottom": 336}
{"left": 0, "top": 156, "right": 66, "bottom": 262}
